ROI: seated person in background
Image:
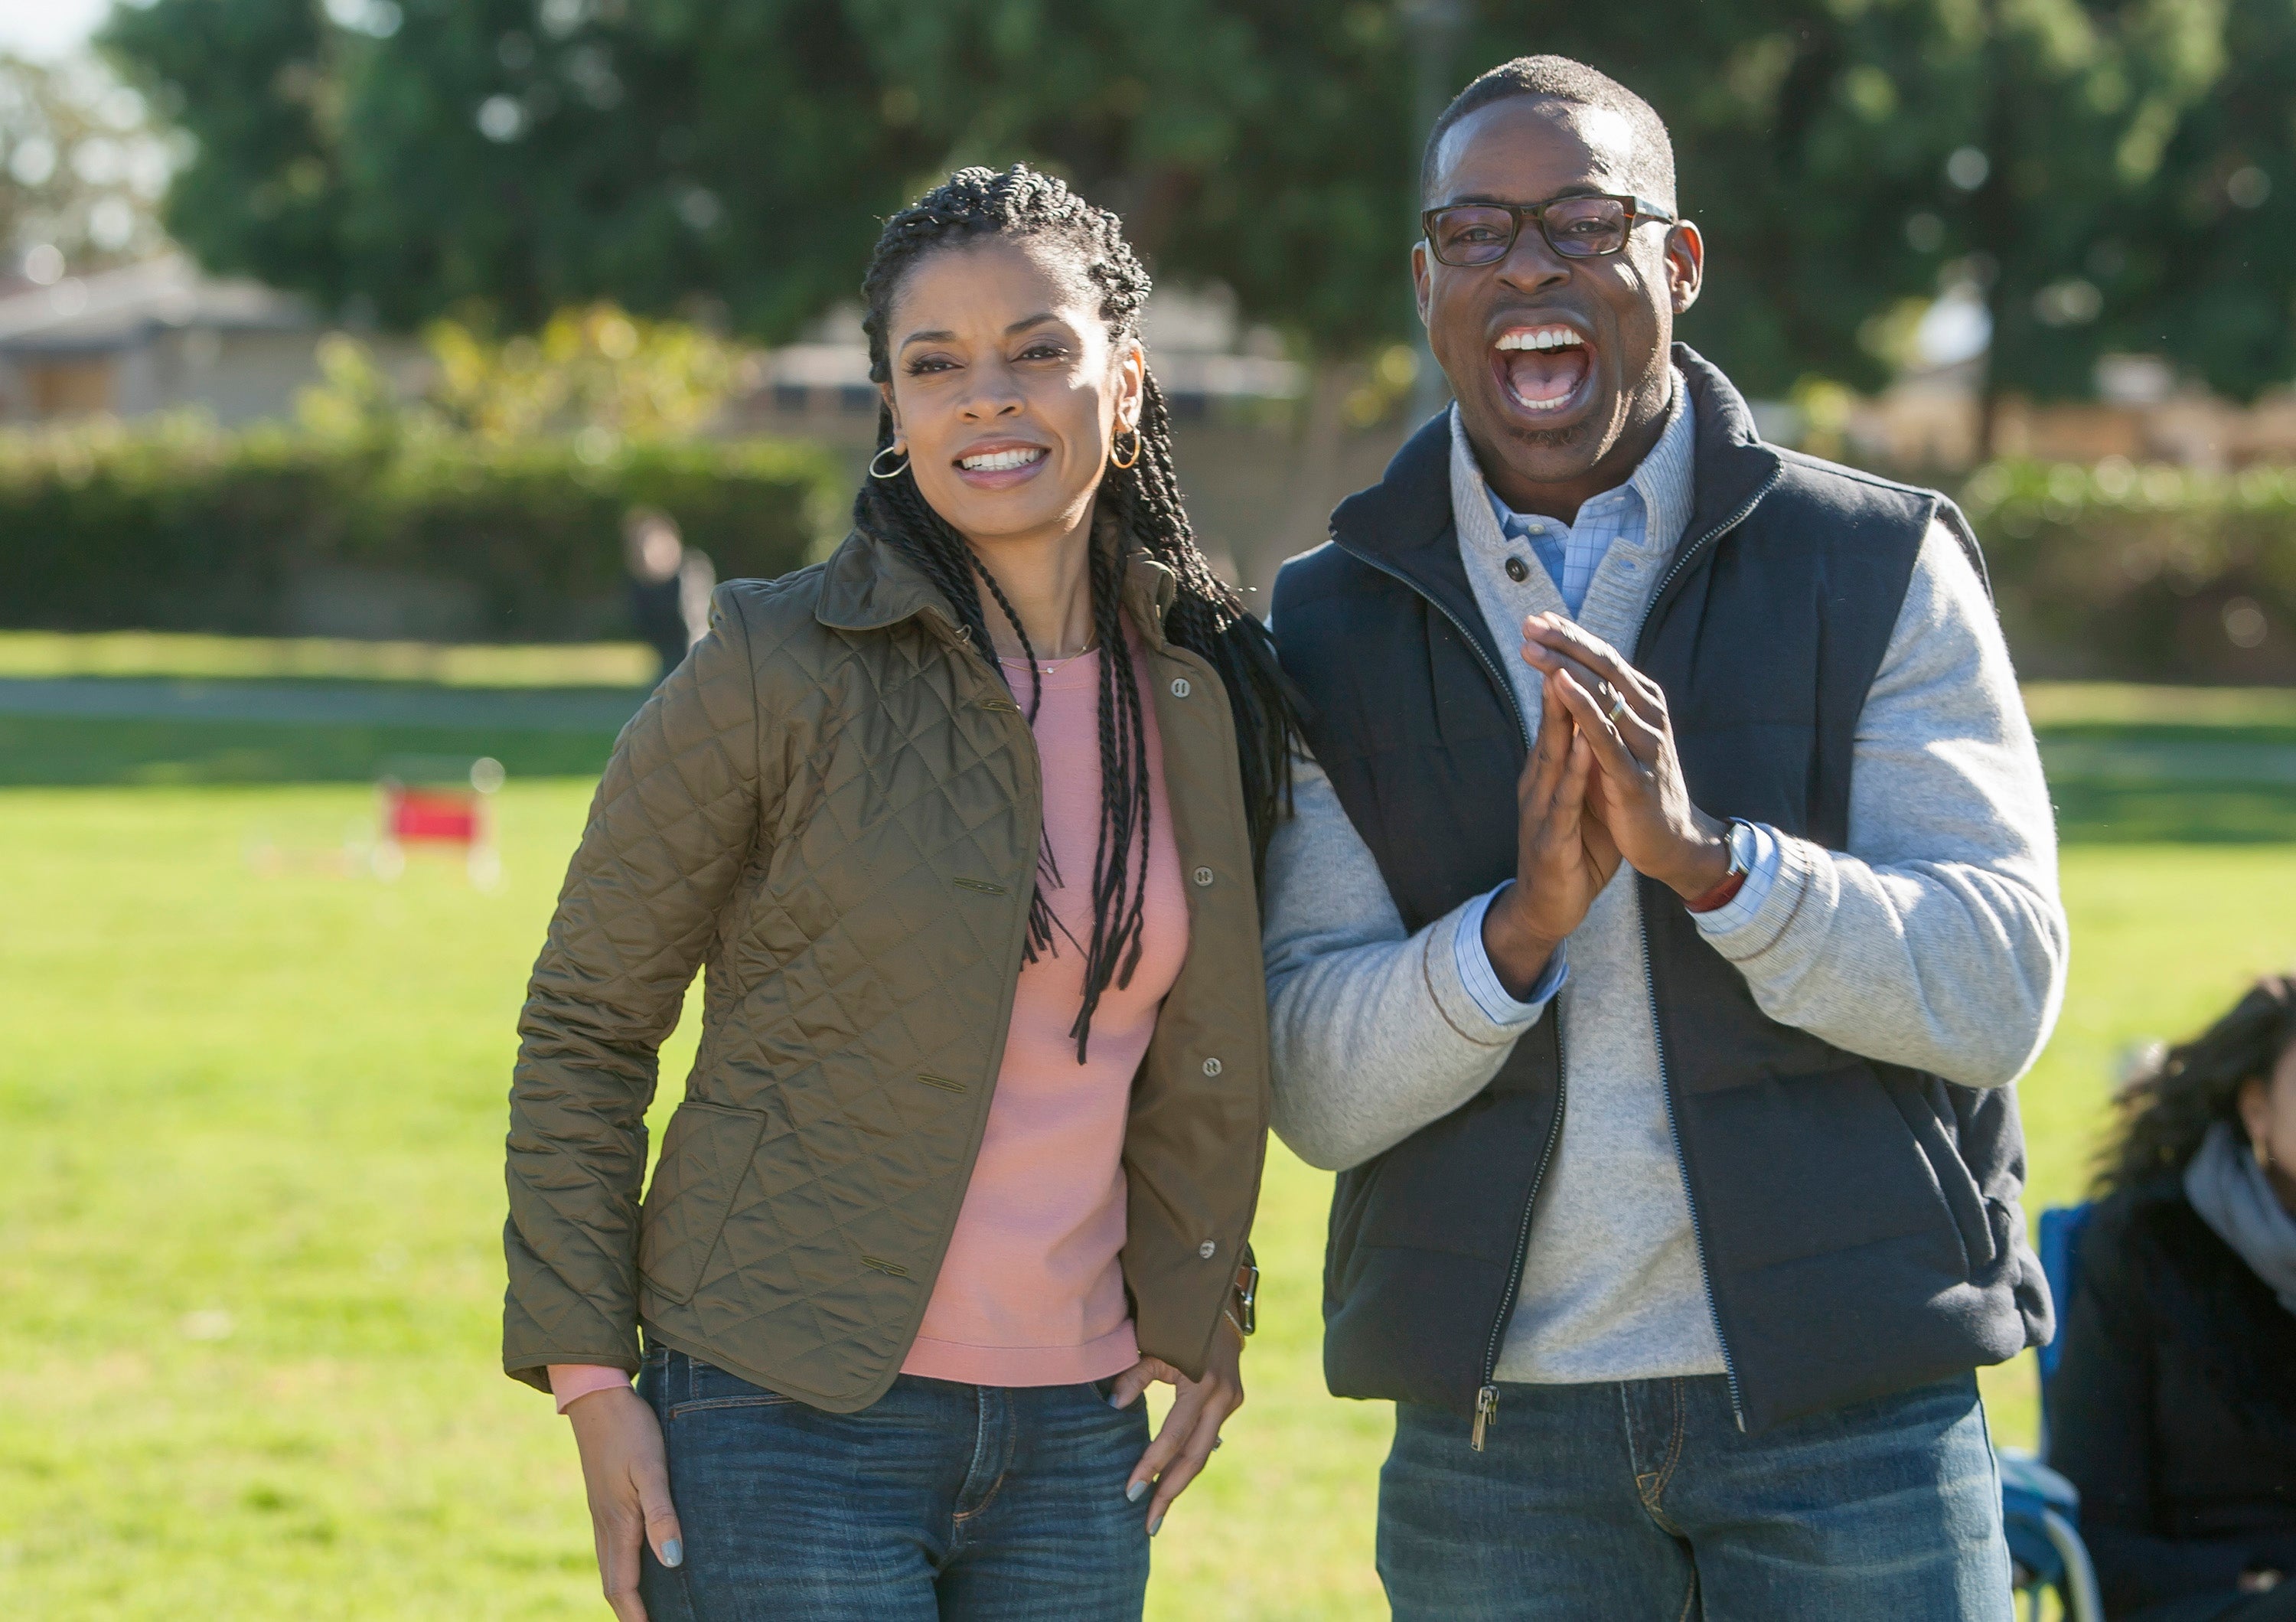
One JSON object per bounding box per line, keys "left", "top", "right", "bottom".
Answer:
{"left": 2055, "top": 975, "right": 2296, "bottom": 1620}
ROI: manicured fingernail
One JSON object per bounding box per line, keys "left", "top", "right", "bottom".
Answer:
{"left": 661, "top": 1539, "right": 683, "bottom": 1568}
{"left": 1148, "top": 1515, "right": 1164, "bottom": 1537}
{"left": 1126, "top": 1480, "right": 1148, "bottom": 1503}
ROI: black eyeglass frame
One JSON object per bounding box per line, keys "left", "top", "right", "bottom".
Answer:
{"left": 1420, "top": 193, "right": 1680, "bottom": 266}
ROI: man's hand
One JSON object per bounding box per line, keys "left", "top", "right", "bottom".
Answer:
{"left": 565, "top": 1385, "right": 683, "bottom": 1622}
{"left": 1481, "top": 672, "right": 1620, "bottom": 995}
{"left": 1518, "top": 613, "right": 1732, "bottom": 902}
{"left": 1109, "top": 1319, "right": 1244, "bottom": 1537}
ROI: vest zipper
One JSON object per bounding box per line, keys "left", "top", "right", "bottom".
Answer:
{"left": 1624, "top": 475, "right": 1782, "bottom": 1435}
{"left": 1325, "top": 527, "right": 1561, "bottom": 1452}
{"left": 1471, "top": 1014, "right": 1565, "bottom": 1451}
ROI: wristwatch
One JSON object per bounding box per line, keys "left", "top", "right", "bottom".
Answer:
{"left": 1685, "top": 818, "right": 1755, "bottom": 914}
{"left": 1225, "top": 1250, "right": 1259, "bottom": 1340}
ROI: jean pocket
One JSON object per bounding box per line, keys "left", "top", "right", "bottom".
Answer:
{"left": 666, "top": 1355, "right": 795, "bottom": 1419}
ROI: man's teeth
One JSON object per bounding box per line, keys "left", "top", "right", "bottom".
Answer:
{"left": 1495, "top": 328, "right": 1585, "bottom": 352}
{"left": 959, "top": 448, "right": 1046, "bottom": 472}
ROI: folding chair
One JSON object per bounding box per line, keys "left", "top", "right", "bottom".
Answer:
{"left": 2003, "top": 1203, "right": 2103, "bottom": 1622}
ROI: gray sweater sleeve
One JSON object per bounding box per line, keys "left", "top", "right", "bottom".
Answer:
{"left": 1695, "top": 520, "right": 2069, "bottom": 1087}
{"left": 1261, "top": 755, "right": 1541, "bottom": 1170}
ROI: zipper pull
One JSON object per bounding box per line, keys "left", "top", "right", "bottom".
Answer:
{"left": 1470, "top": 1385, "right": 1498, "bottom": 1452}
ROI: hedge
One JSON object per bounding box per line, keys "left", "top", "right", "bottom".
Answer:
{"left": 1962, "top": 459, "right": 2296, "bottom": 684}
{"left": 5, "top": 417, "right": 2291, "bottom": 684}
{"left": 0, "top": 417, "right": 843, "bottom": 642}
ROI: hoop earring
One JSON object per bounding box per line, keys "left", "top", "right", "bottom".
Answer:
{"left": 1109, "top": 427, "right": 1141, "bottom": 470}
{"left": 868, "top": 445, "right": 910, "bottom": 480}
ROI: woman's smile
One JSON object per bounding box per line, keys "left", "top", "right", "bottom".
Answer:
{"left": 954, "top": 438, "right": 1052, "bottom": 490}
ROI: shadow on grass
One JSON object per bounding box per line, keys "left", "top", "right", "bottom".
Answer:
{"left": 0, "top": 713, "right": 620, "bottom": 787}
{"left": 8, "top": 706, "right": 2296, "bottom": 849}
{"left": 2050, "top": 781, "right": 2296, "bottom": 844}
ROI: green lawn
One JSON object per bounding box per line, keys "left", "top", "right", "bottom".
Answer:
{"left": 3, "top": 671, "right": 2293, "bottom": 1618}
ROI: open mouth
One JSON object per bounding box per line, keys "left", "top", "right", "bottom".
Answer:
{"left": 1492, "top": 324, "right": 1593, "bottom": 416}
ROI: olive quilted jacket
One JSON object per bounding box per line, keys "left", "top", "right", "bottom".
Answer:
{"left": 501, "top": 528, "right": 1271, "bottom": 1411}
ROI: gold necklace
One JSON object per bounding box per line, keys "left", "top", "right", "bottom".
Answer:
{"left": 996, "top": 639, "right": 1098, "bottom": 677}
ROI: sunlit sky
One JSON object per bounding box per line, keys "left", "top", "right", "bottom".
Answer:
{"left": 0, "top": 0, "right": 113, "bottom": 62}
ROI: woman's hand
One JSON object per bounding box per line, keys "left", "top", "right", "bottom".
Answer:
{"left": 1109, "top": 1321, "right": 1245, "bottom": 1536}
{"left": 565, "top": 1385, "right": 685, "bottom": 1622}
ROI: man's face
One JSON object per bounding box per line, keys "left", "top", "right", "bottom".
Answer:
{"left": 1416, "top": 96, "right": 1701, "bottom": 505}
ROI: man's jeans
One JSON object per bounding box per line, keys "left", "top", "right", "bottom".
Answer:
{"left": 1379, "top": 1372, "right": 2013, "bottom": 1621}
{"left": 634, "top": 1346, "right": 1151, "bottom": 1621}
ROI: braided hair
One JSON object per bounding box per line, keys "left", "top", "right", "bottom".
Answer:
{"left": 855, "top": 164, "right": 1299, "bottom": 1059}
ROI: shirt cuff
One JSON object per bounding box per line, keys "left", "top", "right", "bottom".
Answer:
{"left": 1691, "top": 822, "right": 1783, "bottom": 937}
{"left": 549, "top": 1363, "right": 634, "bottom": 1415}
{"left": 1453, "top": 884, "right": 1569, "bottom": 1026}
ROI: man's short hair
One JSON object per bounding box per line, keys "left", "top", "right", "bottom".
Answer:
{"left": 1420, "top": 56, "right": 1676, "bottom": 211}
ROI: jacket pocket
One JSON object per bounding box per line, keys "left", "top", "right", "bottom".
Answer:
{"left": 638, "top": 1100, "right": 771, "bottom": 1305}
{"left": 1894, "top": 1089, "right": 1997, "bottom": 1278}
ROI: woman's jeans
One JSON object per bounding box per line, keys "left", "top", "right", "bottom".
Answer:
{"left": 1378, "top": 1372, "right": 2013, "bottom": 1621}
{"left": 634, "top": 1346, "right": 1151, "bottom": 1621}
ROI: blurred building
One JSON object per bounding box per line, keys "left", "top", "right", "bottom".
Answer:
{"left": 0, "top": 256, "right": 415, "bottom": 426}
{"left": 1841, "top": 354, "right": 2296, "bottom": 474}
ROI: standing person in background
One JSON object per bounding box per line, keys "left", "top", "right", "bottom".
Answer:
{"left": 621, "top": 507, "right": 715, "bottom": 684}
{"left": 506, "top": 165, "right": 1287, "bottom": 1622}
{"left": 1263, "top": 55, "right": 2068, "bottom": 1620}
{"left": 2053, "top": 978, "right": 2296, "bottom": 1621}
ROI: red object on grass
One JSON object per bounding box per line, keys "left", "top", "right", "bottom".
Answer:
{"left": 386, "top": 786, "right": 481, "bottom": 844}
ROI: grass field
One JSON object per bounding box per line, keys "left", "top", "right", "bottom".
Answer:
{"left": 2, "top": 645, "right": 2294, "bottom": 1618}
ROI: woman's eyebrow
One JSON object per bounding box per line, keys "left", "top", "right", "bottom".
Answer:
{"left": 898, "top": 312, "right": 1063, "bottom": 350}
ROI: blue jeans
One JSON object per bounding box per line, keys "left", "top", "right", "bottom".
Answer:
{"left": 1379, "top": 1373, "right": 2013, "bottom": 1621}
{"left": 634, "top": 1346, "right": 1150, "bottom": 1621}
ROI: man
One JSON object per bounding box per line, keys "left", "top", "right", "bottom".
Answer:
{"left": 1263, "top": 55, "right": 2067, "bottom": 1620}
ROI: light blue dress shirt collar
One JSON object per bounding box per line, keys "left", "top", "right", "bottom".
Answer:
{"left": 1479, "top": 376, "right": 1698, "bottom": 617}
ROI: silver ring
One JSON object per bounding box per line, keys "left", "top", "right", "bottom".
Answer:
{"left": 1606, "top": 691, "right": 1629, "bottom": 723}
{"left": 1212, "top": 1437, "right": 1223, "bottom": 1451}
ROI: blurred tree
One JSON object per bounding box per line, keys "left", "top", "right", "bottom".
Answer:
{"left": 101, "top": 0, "right": 1415, "bottom": 354}
{"left": 2101, "top": 0, "right": 2296, "bottom": 400}
{"left": 1465, "top": 0, "right": 2222, "bottom": 423}
{"left": 100, "top": 0, "right": 2267, "bottom": 438}
{"left": 0, "top": 52, "right": 173, "bottom": 279}
{"left": 295, "top": 302, "right": 755, "bottom": 442}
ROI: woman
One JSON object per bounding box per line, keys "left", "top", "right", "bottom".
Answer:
{"left": 2053, "top": 976, "right": 2296, "bottom": 1620}
{"left": 501, "top": 165, "right": 1294, "bottom": 1622}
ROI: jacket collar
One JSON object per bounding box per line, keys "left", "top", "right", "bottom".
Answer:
{"left": 1328, "top": 342, "right": 1783, "bottom": 618}
{"left": 814, "top": 511, "right": 1176, "bottom": 653}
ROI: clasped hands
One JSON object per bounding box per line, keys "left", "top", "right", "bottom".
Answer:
{"left": 1479, "top": 612, "right": 1733, "bottom": 998}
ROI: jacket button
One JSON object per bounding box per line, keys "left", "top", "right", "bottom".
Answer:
{"left": 1202, "top": 1056, "right": 1223, "bottom": 1077}
{"left": 1199, "top": 1240, "right": 1218, "bottom": 1259}
{"left": 1505, "top": 555, "right": 1531, "bottom": 583}
{"left": 1170, "top": 677, "right": 1192, "bottom": 698}
{"left": 1192, "top": 866, "right": 1214, "bottom": 887}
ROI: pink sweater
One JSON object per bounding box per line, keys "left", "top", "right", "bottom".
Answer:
{"left": 551, "top": 643, "right": 1186, "bottom": 1409}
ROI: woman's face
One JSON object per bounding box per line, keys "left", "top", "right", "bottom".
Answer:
{"left": 2238, "top": 1037, "right": 2296, "bottom": 1211}
{"left": 881, "top": 237, "right": 1143, "bottom": 553}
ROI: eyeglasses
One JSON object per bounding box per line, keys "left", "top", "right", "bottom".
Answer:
{"left": 1421, "top": 194, "right": 1678, "bottom": 266}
